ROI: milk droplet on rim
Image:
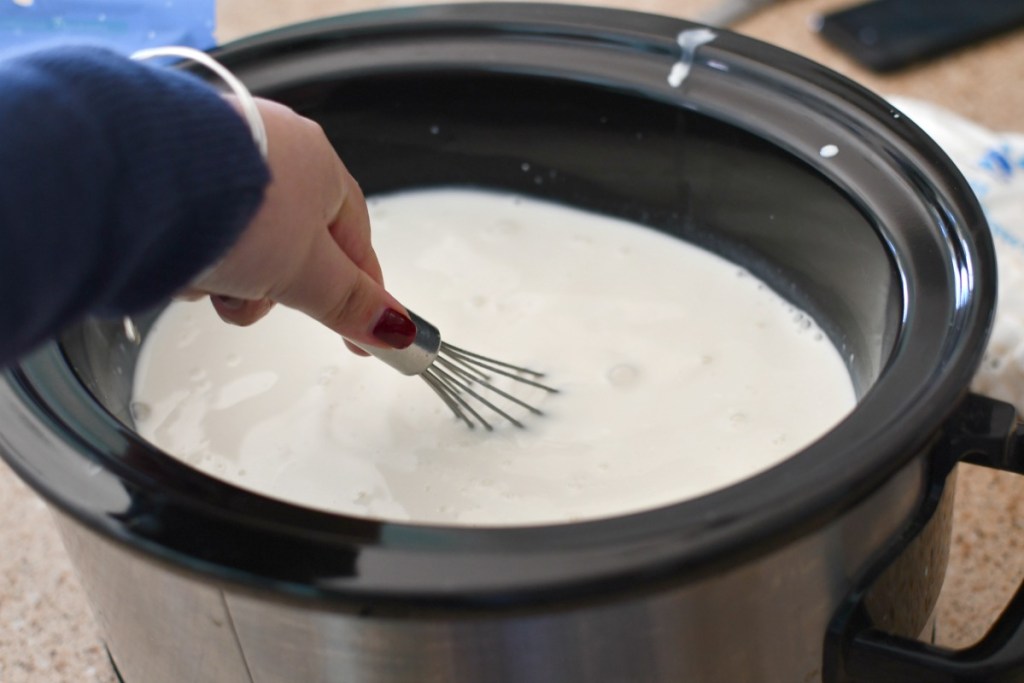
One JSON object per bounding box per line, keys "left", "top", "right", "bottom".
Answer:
{"left": 667, "top": 28, "right": 717, "bottom": 87}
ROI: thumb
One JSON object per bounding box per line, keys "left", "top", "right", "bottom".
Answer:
{"left": 210, "top": 296, "right": 275, "bottom": 326}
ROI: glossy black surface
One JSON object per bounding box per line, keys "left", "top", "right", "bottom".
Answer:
{"left": 0, "top": 4, "right": 995, "bottom": 610}
{"left": 825, "top": 394, "right": 1024, "bottom": 682}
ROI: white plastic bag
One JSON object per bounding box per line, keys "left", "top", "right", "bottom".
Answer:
{"left": 890, "top": 97, "right": 1024, "bottom": 411}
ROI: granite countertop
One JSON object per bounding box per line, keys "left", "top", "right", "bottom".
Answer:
{"left": 3, "top": 0, "right": 1024, "bottom": 680}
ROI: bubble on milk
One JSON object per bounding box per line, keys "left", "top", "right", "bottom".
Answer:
{"left": 176, "top": 327, "right": 200, "bottom": 348}
{"left": 607, "top": 363, "right": 640, "bottom": 387}
{"left": 493, "top": 218, "right": 520, "bottom": 236}
{"left": 129, "top": 401, "right": 151, "bottom": 423}
{"left": 317, "top": 366, "right": 338, "bottom": 386}
{"left": 728, "top": 411, "right": 749, "bottom": 426}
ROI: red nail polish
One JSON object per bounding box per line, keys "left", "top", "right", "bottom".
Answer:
{"left": 372, "top": 308, "right": 417, "bottom": 349}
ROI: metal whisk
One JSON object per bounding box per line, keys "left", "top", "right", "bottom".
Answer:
{"left": 360, "top": 311, "right": 557, "bottom": 430}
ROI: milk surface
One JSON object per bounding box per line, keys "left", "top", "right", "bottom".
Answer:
{"left": 132, "top": 188, "right": 855, "bottom": 526}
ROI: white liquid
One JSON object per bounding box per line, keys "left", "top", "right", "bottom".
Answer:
{"left": 132, "top": 189, "right": 855, "bottom": 526}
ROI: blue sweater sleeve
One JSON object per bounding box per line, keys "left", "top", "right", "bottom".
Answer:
{"left": 0, "top": 46, "right": 270, "bottom": 364}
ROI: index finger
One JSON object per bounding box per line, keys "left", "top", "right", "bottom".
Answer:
{"left": 329, "top": 163, "right": 385, "bottom": 286}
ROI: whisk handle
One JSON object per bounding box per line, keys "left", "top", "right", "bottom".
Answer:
{"left": 352, "top": 310, "right": 440, "bottom": 376}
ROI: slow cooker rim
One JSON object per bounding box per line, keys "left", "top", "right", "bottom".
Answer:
{"left": 0, "top": 3, "right": 996, "bottom": 608}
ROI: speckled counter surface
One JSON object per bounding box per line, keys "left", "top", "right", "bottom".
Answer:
{"left": 3, "top": 0, "right": 1024, "bottom": 680}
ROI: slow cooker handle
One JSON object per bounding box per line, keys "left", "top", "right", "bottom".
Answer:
{"left": 826, "top": 392, "right": 1024, "bottom": 683}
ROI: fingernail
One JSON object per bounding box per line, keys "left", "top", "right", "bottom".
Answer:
{"left": 372, "top": 308, "right": 417, "bottom": 349}
{"left": 213, "top": 295, "right": 244, "bottom": 311}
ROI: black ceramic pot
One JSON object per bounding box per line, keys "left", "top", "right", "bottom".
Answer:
{"left": 2, "top": 4, "right": 1023, "bottom": 682}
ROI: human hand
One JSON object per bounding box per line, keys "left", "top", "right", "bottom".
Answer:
{"left": 184, "top": 97, "right": 416, "bottom": 352}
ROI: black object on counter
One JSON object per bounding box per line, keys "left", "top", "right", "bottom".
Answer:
{"left": 815, "top": 0, "right": 1024, "bottom": 72}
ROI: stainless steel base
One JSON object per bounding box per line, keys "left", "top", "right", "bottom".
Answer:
{"left": 52, "top": 457, "right": 949, "bottom": 683}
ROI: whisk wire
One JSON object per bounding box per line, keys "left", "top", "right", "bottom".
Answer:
{"left": 430, "top": 364, "right": 524, "bottom": 430}
{"left": 435, "top": 353, "right": 490, "bottom": 384}
{"left": 358, "top": 311, "right": 557, "bottom": 430}
{"left": 422, "top": 369, "right": 482, "bottom": 430}
{"left": 442, "top": 342, "right": 547, "bottom": 377}
{"left": 436, "top": 356, "right": 545, "bottom": 417}
{"left": 442, "top": 343, "right": 559, "bottom": 394}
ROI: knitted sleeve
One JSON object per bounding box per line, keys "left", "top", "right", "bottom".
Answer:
{"left": 0, "top": 45, "right": 270, "bottom": 364}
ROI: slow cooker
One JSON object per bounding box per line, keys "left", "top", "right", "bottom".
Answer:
{"left": 3, "top": 4, "right": 1024, "bottom": 682}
